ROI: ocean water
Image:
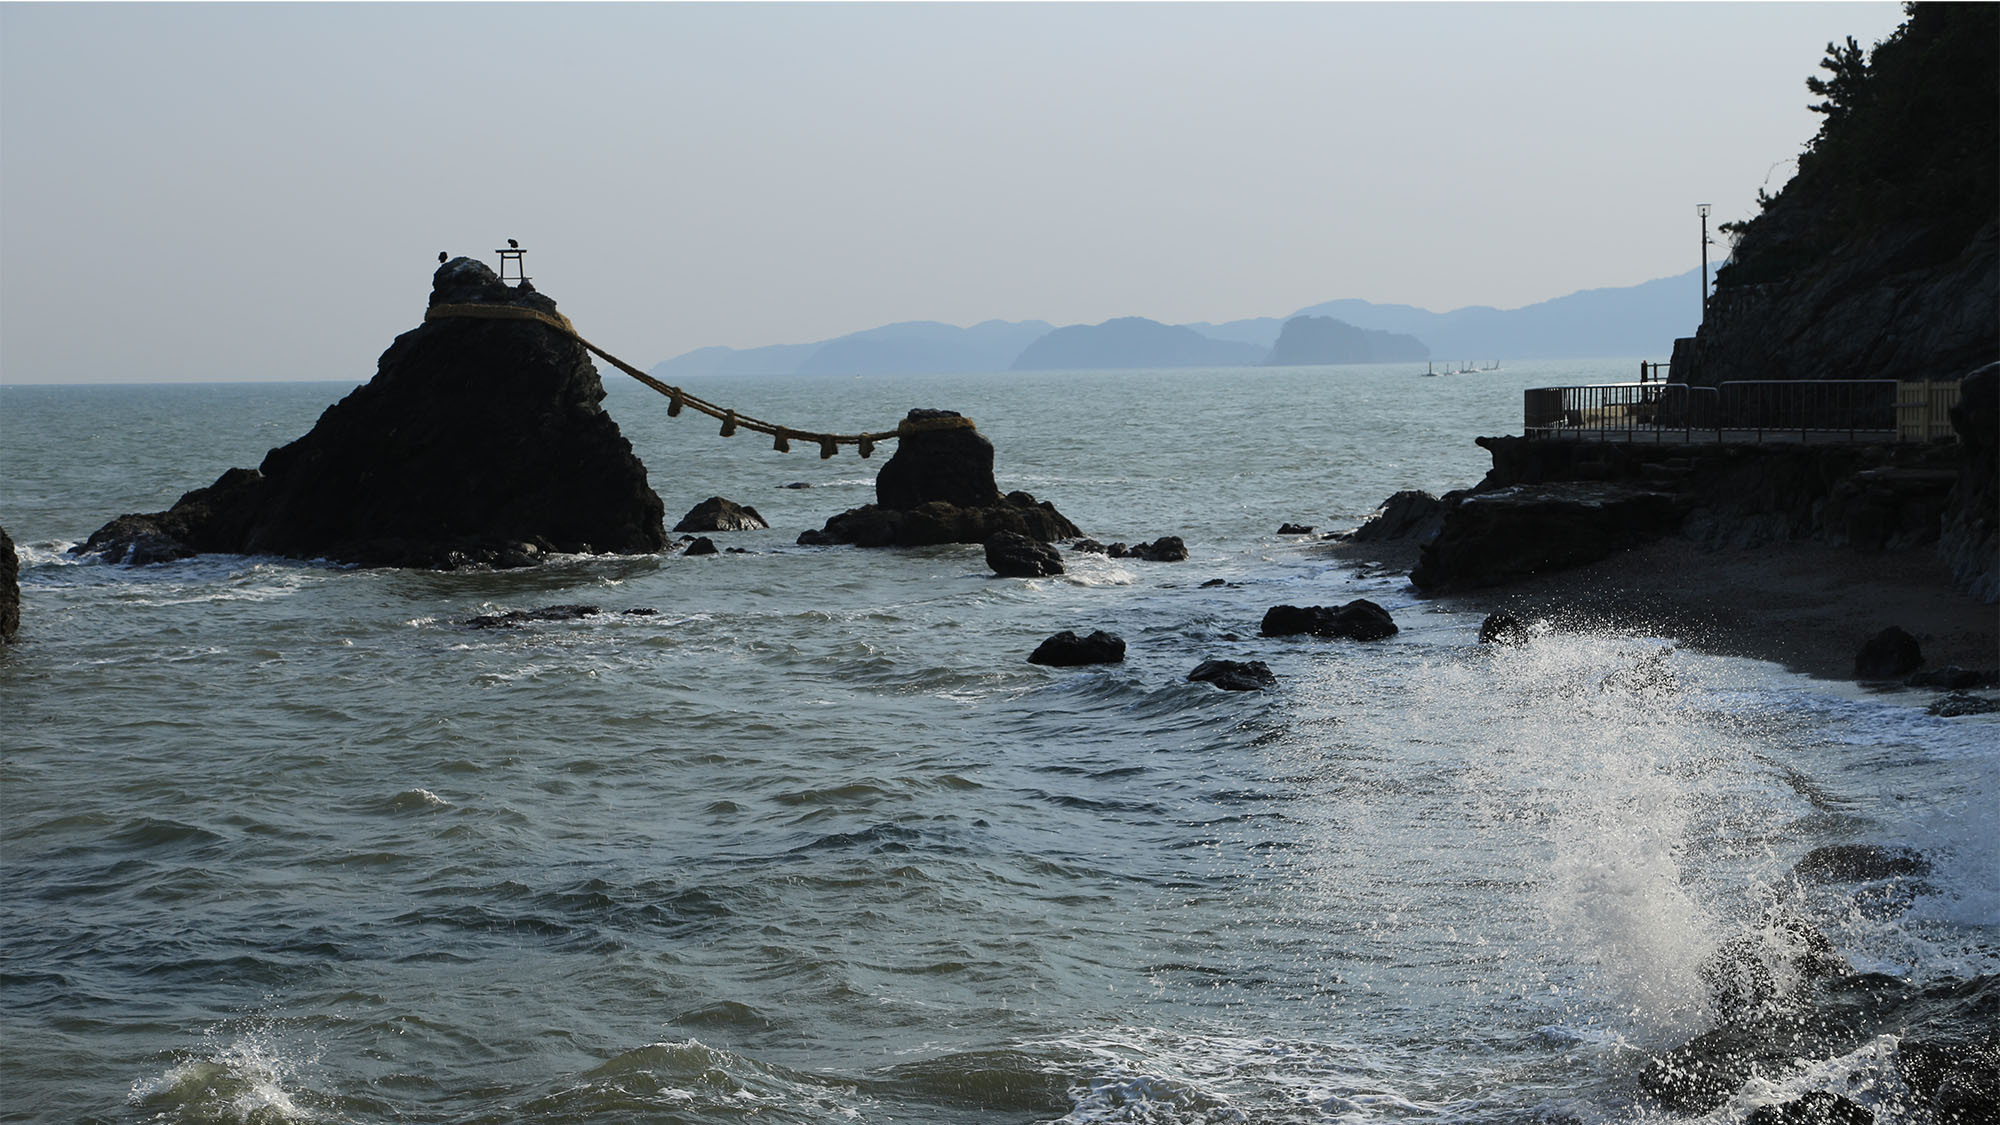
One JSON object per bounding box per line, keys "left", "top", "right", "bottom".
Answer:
{"left": 1, "top": 362, "right": 1994, "bottom": 1124}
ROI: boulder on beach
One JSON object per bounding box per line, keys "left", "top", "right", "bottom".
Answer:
{"left": 800, "top": 410, "right": 1081, "bottom": 548}
{"left": 74, "top": 258, "right": 667, "bottom": 569}
{"left": 1028, "top": 630, "right": 1125, "bottom": 666}
{"left": 1854, "top": 625, "right": 1924, "bottom": 680}
{"left": 674, "top": 497, "right": 768, "bottom": 533}
{"left": 986, "top": 532, "right": 1064, "bottom": 578}
{"left": 1261, "top": 600, "right": 1398, "bottom": 641}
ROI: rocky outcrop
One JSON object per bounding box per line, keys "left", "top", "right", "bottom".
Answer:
{"left": 801, "top": 410, "right": 1081, "bottom": 548}
{"left": 1940, "top": 363, "right": 1998, "bottom": 599}
{"left": 1410, "top": 481, "right": 1691, "bottom": 593}
{"left": 1350, "top": 490, "right": 1445, "bottom": 543}
{"left": 75, "top": 259, "right": 667, "bottom": 569}
{"left": 674, "top": 497, "right": 768, "bottom": 533}
{"left": 1028, "top": 630, "right": 1125, "bottom": 666}
{"left": 1, "top": 524, "right": 18, "bottom": 643}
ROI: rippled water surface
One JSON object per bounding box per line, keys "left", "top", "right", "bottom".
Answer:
{"left": 2, "top": 364, "right": 1994, "bottom": 1123}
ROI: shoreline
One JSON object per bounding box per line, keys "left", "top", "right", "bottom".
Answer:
{"left": 1323, "top": 535, "right": 1999, "bottom": 684}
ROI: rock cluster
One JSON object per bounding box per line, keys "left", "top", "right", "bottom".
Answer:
{"left": 799, "top": 410, "right": 1079, "bottom": 548}
{"left": 74, "top": 259, "right": 667, "bottom": 569}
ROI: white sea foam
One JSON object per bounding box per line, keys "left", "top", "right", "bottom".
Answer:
{"left": 128, "top": 1019, "right": 320, "bottom": 1123}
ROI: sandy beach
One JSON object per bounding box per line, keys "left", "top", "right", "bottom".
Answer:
{"left": 1326, "top": 535, "right": 2000, "bottom": 684}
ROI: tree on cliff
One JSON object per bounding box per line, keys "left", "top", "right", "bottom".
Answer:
{"left": 1715, "top": 3, "right": 1998, "bottom": 291}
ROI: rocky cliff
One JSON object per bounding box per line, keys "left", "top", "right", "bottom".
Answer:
{"left": 1686, "top": 3, "right": 1997, "bottom": 388}
{"left": 76, "top": 259, "right": 667, "bottom": 569}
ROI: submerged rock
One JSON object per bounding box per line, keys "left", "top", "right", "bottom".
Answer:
{"left": 1028, "top": 630, "right": 1125, "bottom": 666}
{"left": 674, "top": 497, "right": 768, "bottom": 533}
{"left": 1187, "top": 659, "right": 1276, "bottom": 692}
{"left": 801, "top": 411, "right": 1081, "bottom": 548}
{"left": 75, "top": 259, "right": 667, "bottom": 569}
{"left": 1854, "top": 625, "right": 1924, "bottom": 680}
{"left": 1478, "top": 612, "right": 1530, "bottom": 646}
{"left": 986, "top": 532, "right": 1064, "bottom": 578}
{"left": 463, "top": 604, "right": 602, "bottom": 629}
{"left": 1260, "top": 600, "right": 1398, "bottom": 641}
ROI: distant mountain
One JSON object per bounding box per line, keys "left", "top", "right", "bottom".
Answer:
{"left": 648, "top": 267, "right": 1704, "bottom": 376}
{"left": 1263, "top": 316, "right": 1429, "bottom": 365}
{"left": 1290, "top": 267, "right": 1704, "bottom": 361}
{"left": 1009, "top": 317, "right": 1265, "bottom": 370}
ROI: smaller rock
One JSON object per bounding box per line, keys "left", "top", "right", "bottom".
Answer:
{"left": 1261, "top": 600, "right": 1398, "bottom": 641}
{"left": 1794, "top": 844, "right": 1931, "bottom": 883}
{"left": 1479, "top": 612, "right": 1530, "bottom": 645}
{"left": 683, "top": 537, "right": 718, "bottom": 557}
{"left": 623, "top": 607, "right": 660, "bottom": 616}
{"left": 1119, "top": 536, "right": 1188, "bottom": 562}
{"left": 1200, "top": 578, "right": 1228, "bottom": 588}
{"left": 1028, "top": 630, "right": 1126, "bottom": 666}
{"left": 464, "top": 604, "right": 600, "bottom": 629}
{"left": 1929, "top": 691, "right": 2000, "bottom": 717}
{"left": 1069, "top": 538, "right": 1110, "bottom": 554}
{"left": 1906, "top": 666, "right": 1999, "bottom": 690}
{"left": 781, "top": 482, "right": 813, "bottom": 490}
{"left": 1188, "top": 659, "right": 1276, "bottom": 692}
{"left": 675, "top": 497, "right": 769, "bottom": 533}
{"left": 986, "top": 531, "right": 1063, "bottom": 577}
{"left": 1855, "top": 625, "right": 1924, "bottom": 679}
{"left": 1277, "top": 523, "right": 1315, "bottom": 535}
{"left": 1743, "top": 1091, "right": 1873, "bottom": 1125}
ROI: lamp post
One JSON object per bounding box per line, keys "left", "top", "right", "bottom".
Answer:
{"left": 1697, "top": 203, "right": 1712, "bottom": 322}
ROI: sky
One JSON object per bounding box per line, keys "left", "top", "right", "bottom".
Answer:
{"left": 1, "top": 1, "right": 1908, "bottom": 384}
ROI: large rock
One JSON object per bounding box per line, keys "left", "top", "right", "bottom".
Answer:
{"left": 1, "top": 524, "right": 18, "bottom": 643}
{"left": 1854, "top": 625, "right": 1924, "bottom": 680}
{"left": 1260, "top": 600, "right": 1398, "bottom": 641}
{"left": 985, "top": 532, "right": 1064, "bottom": 578}
{"left": 674, "top": 497, "right": 768, "bottom": 533}
{"left": 74, "top": 259, "right": 667, "bottom": 569}
{"left": 1351, "top": 490, "right": 1445, "bottom": 543}
{"left": 803, "top": 410, "right": 1081, "bottom": 548}
{"left": 1028, "top": 630, "right": 1125, "bottom": 666}
{"left": 1410, "top": 482, "right": 1691, "bottom": 592}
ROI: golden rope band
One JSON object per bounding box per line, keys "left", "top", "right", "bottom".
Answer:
{"left": 424, "top": 303, "right": 975, "bottom": 458}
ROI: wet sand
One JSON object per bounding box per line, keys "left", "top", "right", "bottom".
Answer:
{"left": 1326, "top": 535, "right": 2000, "bottom": 683}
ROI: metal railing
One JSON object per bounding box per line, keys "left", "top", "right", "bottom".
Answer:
{"left": 1524, "top": 379, "right": 1952, "bottom": 444}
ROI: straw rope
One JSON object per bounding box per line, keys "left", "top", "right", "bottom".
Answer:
{"left": 423, "top": 302, "right": 975, "bottom": 458}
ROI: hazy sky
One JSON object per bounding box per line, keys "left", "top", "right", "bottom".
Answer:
{"left": 2, "top": 2, "right": 1906, "bottom": 384}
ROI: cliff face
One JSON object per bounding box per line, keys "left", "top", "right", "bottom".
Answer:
{"left": 77, "top": 259, "right": 667, "bottom": 569}
{"left": 1687, "top": 3, "right": 1997, "bottom": 387}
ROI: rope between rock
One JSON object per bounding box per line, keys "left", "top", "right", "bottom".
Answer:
{"left": 424, "top": 303, "right": 974, "bottom": 458}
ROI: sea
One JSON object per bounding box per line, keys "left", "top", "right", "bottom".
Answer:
{"left": 1, "top": 361, "right": 1994, "bottom": 1124}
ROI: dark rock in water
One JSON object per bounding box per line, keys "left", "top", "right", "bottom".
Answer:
{"left": 805, "top": 411, "right": 1080, "bottom": 548}
{"left": 874, "top": 409, "right": 1002, "bottom": 510}
{"left": 1188, "top": 659, "right": 1276, "bottom": 691}
{"left": 1930, "top": 691, "right": 2000, "bottom": 717}
{"left": 1069, "top": 538, "right": 1109, "bottom": 554}
{"left": 1352, "top": 490, "right": 1445, "bottom": 543}
{"left": 683, "top": 537, "right": 718, "bottom": 557}
{"left": 1898, "top": 1035, "right": 2000, "bottom": 1121}
{"left": 1200, "top": 578, "right": 1228, "bottom": 588}
{"left": 986, "top": 532, "right": 1064, "bottom": 578}
{"left": 1794, "top": 844, "right": 1931, "bottom": 884}
{"left": 1699, "top": 911, "right": 1850, "bottom": 1016}
{"left": 1277, "top": 523, "right": 1315, "bottom": 535}
{"left": 1478, "top": 612, "right": 1530, "bottom": 646}
{"left": 74, "top": 258, "right": 667, "bottom": 569}
{"left": 464, "top": 604, "right": 601, "bottom": 629}
{"left": 674, "top": 497, "right": 768, "bottom": 533}
{"left": 1907, "top": 665, "right": 2000, "bottom": 690}
{"left": 1260, "top": 600, "right": 1398, "bottom": 641}
{"left": 781, "top": 481, "right": 813, "bottom": 490}
{"left": 1411, "top": 482, "right": 1691, "bottom": 592}
{"left": 1028, "top": 630, "right": 1125, "bottom": 666}
{"left": 1116, "top": 536, "right": 1188, "bottom": 562}
{"left": 1854, "top": 625, "right": 1924, "bottom": 679}
{"left": 1743, "top": 1091, "right": 1873, "bottom": 1125}
{"left": 1, "top": 524, "right": 19, "bottom": 643}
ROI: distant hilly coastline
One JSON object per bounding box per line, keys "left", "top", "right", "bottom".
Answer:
{"left": 651, "top": 266, "right": 1704, "bottom": 377}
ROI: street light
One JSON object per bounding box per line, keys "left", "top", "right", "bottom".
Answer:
{"left": 1698, "top": 203, "right": 1712, "bottom": 320}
